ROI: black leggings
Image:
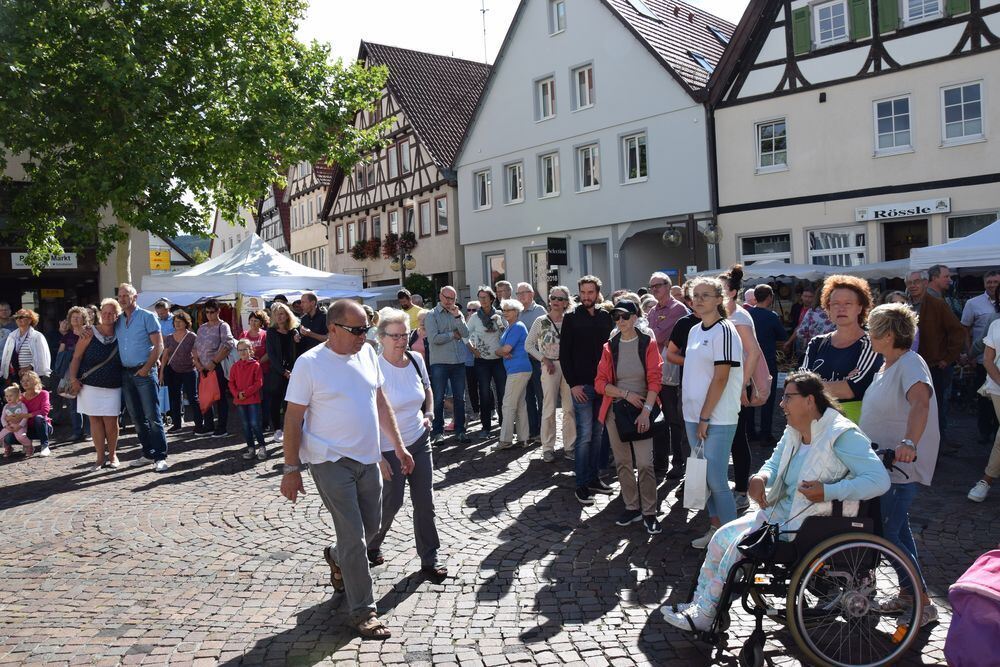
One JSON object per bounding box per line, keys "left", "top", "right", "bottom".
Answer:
{"left": 731, "top": 391, "right": 752, "bottom": 494}
{"left": 268, "top": 376, "right": 289, "bottom": 431}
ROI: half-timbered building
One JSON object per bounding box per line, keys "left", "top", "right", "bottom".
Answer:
{"left": 287, "top": 161, "right": 334, "bottom": 271}
{"left": 455, "top": 0, "right": 733, "bottom": 295}
{"left": 322, "top": 42, "right": 491, "bottom": 291}
{"left": 256, "top": 183, "right": 291, "bottom": 257}
{"left": 710, "top": 0, "right": 1000, "bottom": 267}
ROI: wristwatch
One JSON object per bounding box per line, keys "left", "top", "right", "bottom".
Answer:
{"left": 699, "top": 416, "right": 711, "bottom": 423}
{"left": 283, "top": 463, "right": 306, "bottom": 475}
{"left": 643, "top": 403, "right": 653, "bottom": 413}
{"left": 899, "top": 438, "right": 915, "bottom": 448}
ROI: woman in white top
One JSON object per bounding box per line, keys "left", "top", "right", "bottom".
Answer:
{"left": 1, "top": 309, "right": 51, "bottom": 382}
{"left": 367, "top": 308, "right": 446, "bottom": 579}
{"left": 682, "top": 277, "right": 744, "bottom": 549}
{"left": 719, "top": 265, "right": 761, "bottom": 513}
{"left": 466, "top": 286, "right": 507, "bottom": 436}
{"left": 525, "top": 285, "right": 576, "bottom": 462}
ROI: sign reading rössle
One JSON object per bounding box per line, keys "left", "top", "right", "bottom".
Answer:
{"left": 854, "top": 198, "right": 950, "bottom": 222}
{"left": 11, "top": 252, "right": 78, "bottom": 270}
{"left": 546, "top": 237, "right": 568, "bottom": 266}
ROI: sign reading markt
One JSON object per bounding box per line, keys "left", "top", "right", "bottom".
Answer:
{"left": 11, "top": 252, "right": 78, "bottom": 270}
{"left": 854, "top": 198, "right": 950, "bottom": 222}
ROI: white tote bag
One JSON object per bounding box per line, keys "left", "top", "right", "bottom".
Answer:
{"left": 683, "top": 440, "right": 709, "bottom": 510}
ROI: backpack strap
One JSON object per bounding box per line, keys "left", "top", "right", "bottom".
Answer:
{"left": 404, "top": 350, "right": 423, "bottom": 378}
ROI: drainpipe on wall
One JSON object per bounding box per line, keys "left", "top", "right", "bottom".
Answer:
{"left": 706, "top": 103, "right": 722, "bottom": 271}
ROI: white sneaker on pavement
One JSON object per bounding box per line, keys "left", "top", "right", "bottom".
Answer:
{"left": 691, "top": 526, "right": 718, "bottom": 550}
{"left": 273, "top": 429, "right": 284, "bottom": 443}
{"left": 154, "top": 460, "right": 169, "bottom": 473}
{"left": 968, "top": 480, "right": 991, "bottom": 502}
{"left": 661, "top": 606, "right": 714, "bottom": 633}
{"left": 734, "top": 492, "right": 750, "bottom": 511}
{"left": 39, "top": 446, "right": 51, "bottom": 457}
{"left": 130, "top": 456, "right": 154, "bottom": 468}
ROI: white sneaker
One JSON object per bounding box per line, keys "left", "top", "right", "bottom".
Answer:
{"left": 39, "top": 446, "right": 51, "bottom": 457}
{"left": 130, "top": 456, "right": 153, "bottom": 468}
{"left": 255, "top": 446, "right": 267, "bottom": 461}
{"left": 661, "top": 606, "right": 714, "bottom": 633}
{"left": 154, "top": 460, "right": 169, "bottom": 473}
{"left": 735, "top": 492, "right": 750, "bottom": 511}
{"left": 691, "top": 526, "right": 718, "bottom": 550}
{"left": 968, "top": 480, "right": 991, "bottom": 503}
{"left": 273, "top": 429, "right": 284, "bottom": 443}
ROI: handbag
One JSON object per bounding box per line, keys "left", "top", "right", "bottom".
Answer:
{"left": 737, "top": 521, "right": 782, "bottom": 560}
{"left": 198, "top": 370, "right": 221, "bottom": 414}
{"left": 612, "top": 399, "right": 664, "bottom": 442}
{"left": 57, "top": 345, "right": 119, "bottom": 399}
{"left": 682, "top": 440, "right": 709, "bottom": 510}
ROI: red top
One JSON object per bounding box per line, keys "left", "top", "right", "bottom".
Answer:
{"left": 228, "top": 359, "right": 263, "bottom": 405}
{"left": 243, "top": 329, "right": 269, "bottom": 375}
{"left": 23, "top": 390, "right": 51, "bottom": 424}
{"left": 594, "top": 334, "right": 663, "bottom": 424}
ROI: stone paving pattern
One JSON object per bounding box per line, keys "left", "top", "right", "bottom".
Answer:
{"left": 1, "top": 404, "right": 997, "bottom": 666}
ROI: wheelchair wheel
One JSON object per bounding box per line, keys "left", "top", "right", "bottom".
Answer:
{"left": 786, "top": 533, "right": 923, "bottom": 667}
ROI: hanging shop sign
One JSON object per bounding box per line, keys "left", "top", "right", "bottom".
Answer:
{"left": 11, "top": 252, "right": 78, "bottom": 270}
{"left": 855, "top": 198, "right": 950, "bottom": 222}
{"left": 546, "top": 237, "right": 568, "bottom": 266}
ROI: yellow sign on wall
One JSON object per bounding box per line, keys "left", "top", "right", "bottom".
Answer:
{"left": 149, "top": 250, "right": 171, "bottom": 271}
{"left": 40, "top": 289, "right": 65, "bottom": 299}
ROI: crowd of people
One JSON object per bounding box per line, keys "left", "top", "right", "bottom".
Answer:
{"left": 3, "top": 261, "right": 999, "bottom": 643}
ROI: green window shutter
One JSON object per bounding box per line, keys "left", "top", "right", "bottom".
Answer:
{"left": 945, "top": 0, "right": 971, "bottom": 16}
{"left": 849, "top": 0, "right": 872, "bottom": 39}
{"left": 792, "top": 6, "right": 812, "bottom": 55}
{"left": 878, "top": 0, "right": 899, "bottom": 33}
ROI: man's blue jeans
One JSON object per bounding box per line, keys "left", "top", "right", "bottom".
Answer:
{"left": 882, "top": 482, "right": 925, "bottom": 593}
{"left": 121, "top": 369, "right": 168, "bottom": 461}
{"left": 525, "top": 357, "right": 543, "bottom": 437}
{"left": 572, "top": 385, "right": 603, "bottom": 489}
{"left": 430, "top": 363, "right": 466, "bottom": 436}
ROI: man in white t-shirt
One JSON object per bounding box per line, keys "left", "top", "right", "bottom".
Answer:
{"left": 280, "top": 300, "right": 414, "bottom": 639}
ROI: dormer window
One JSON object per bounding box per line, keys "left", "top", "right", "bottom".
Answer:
{"left": 708, "top": 25, "right": 730, "bottom": 46}
{"left": 626, "top": 0, "right": 659, "bottom": 20}
{"left": 549, "top": 0, "right": 566, "bottom": 34}
{"left": 689, "top": 51, "right": 714, "bottom": 74}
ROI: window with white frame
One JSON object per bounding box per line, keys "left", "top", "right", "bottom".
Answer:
{"left": 573, "top": 65, "right": 594, "bottom": 110}
{"left": 505, "top": 163, "right": 524, "bottom": 203}
{"left": 537, "top": 78, "right": 556, "bottom": 120}
{"left": 356, "top": 165, "right": 365, "bottom": 190}
{"left": 335, "top": 226, "right": 345, "bottom": 253}
{"left": 756, "top": 119, "right": 788, "bottom": 171}
{"left": 549, "top": 0, "right": 566, "bottom": 34}
{"left": 319, "top": 247, "right": 326, "bottom": 271}
{"left": 740, "top": 234, "right": 792, "bottom": 264}
{"left": 622, "top": 133, "right": 648, "bottom": 182}
{"left": 814, "top": 0, "right": 848, "bottom": 46}
{"left": 387, "top": 144, "right": 399, "bottom": 179}
{"left": 399, "top": 140, "right": 411, "bottom": 173}
{"left": 316, "top": 195, "right": 322, "bottom": 219}
{"left": 435, "top": 196, "right": 448, "bottom": 233}
{"left": 347, "top": 220, "right": 357, "bottom": 248}
{"left": 808, "top": 227, "right": 867, "bottom": 266}
{"left": 539, "top": 153, "right": 560, "bottom": 197}
{"left": 372, "top": 214, "right": 381, "bottom": 239}
{"left": 389, "top": 210, "right": 399, "bottom": 233}
{"left": 311, "top": 249, "right": 317, "bottom": 268}
{"left": 359, "top": 217, "right": 368, "bottom": 240}
{"left": 874, "top": 96, "right": 911, "bottom": 153}
{"left": 904, "top": 0, "right": 942, "bottom": 23}
{"left": 308, "top": 200, "right": 314, "bottom": 224}
{"left": 527, "top": 248, "right": 549, "bottom": 301}
{"left": 948, "top": 212, "right": 998, "bottom": 239}
{"left": 419, "top": 201, "right": 431, "bottom": 236}
{"left": 474, "top": 170, "right": 492, "bottom": 209}
{"left": 577, "top": 144, "right": 600, "bottom": 191}
{"left": 404, "top": 206, "right": 415, "bottom": 233}
{"left": 942, "top": 82, "right": 984, "bottom": 142}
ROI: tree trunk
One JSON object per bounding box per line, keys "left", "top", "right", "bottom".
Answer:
{"left": 116, "top": 217, "right": 131, "bottom": 286}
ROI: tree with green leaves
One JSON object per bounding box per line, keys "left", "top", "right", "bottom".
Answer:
{"left": 0, "top": 0, "right": 390, "bottom": 277}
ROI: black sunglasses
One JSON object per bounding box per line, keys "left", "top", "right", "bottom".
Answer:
{"left": 549, "top": 296, "right": 568, "bottom": 302}
{"left": 611, "top": 312, "right": 633, "bottom": 321}
{"left": 335, "top": 322, "right": 371, "bottom": 337}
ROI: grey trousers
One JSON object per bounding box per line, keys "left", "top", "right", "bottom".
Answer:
{"left": 368, "top": 430, "right": 440, "bottom": 567}
{"left": 310, "top": 456, "right": 383, "bottom": 624}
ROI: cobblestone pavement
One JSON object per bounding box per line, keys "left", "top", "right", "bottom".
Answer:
{"left": 1, "top": 405, "right": 997, "bottom": 666}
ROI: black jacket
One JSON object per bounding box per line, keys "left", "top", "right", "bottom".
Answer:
{"left": 560, "top": 307, "right": 613, "bottom": 388}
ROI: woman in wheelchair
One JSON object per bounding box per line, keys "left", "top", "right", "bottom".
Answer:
{"left": 661, "top": 371, "right": 890, "bottom": 633}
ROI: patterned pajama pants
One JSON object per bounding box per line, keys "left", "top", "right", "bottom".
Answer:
{"left": 691, "top": 512, "right": 765, "bottom": 618}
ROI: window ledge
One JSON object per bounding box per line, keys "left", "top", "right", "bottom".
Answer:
{"left": 873, "top": 147, "right": 914, "bottom": 158}
{"left": 572, "top": 104, "right": 594, "bottom": 113}
{"left": 474, "top": 205, "right": 493, "bottom": 212}
{"left": 549, "top": 29, "right": 565, "bottom": 37}
{"left": 577, "top": 186, "right": 601, "bottom": 194}
{"left": 902, "top": 13, "right": 942, "bottom": 27}
{"left": 621, "top": 177, "right": 649, "bottom": 186}
{"left": 535, "top": 116, "right": 556, "bottom": 124}
{"left": 814, "top": 36, "right": 850, "bottom": 49}
{"left": 755, "top": 165, "right": 789, "bottom": 175}
{"left": 539, "top": 192, "right": 560, "bottom": 200}
{"left": 940, "top": 135, "right": 987, "bottom": 148}
{"left": 504, "top": 200, "right": 524, "bottom": 207}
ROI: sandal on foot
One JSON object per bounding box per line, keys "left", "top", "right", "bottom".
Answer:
{"left": 323, "top": 547, "right": 345, "bottom": 592}
{"left": 356, "top": 613, "right": 391, "bottom": 640}
{"left": 421, "top": 563, "right": 448, "bottom": 579}
{"left": 367, "top": 549, "right": 385, "bottom": 566}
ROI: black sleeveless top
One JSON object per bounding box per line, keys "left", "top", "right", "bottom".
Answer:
{"left": 80, "top": 334, "right": 122, "bottom": 389}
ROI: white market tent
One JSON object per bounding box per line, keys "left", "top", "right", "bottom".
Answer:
{"left": 139, "top": 233, "right": 376, "bottom": 307}
{"left": 910, "top": 218, "right": 1000, "bottom": 270}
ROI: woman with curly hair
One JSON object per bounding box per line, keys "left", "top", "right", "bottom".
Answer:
{"left": 799, "top": 275, "right": 882, "bottom": 422}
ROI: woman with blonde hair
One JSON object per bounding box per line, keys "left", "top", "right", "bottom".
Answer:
{"left": 1, "top": 308, "right": 51, "bottom": 383}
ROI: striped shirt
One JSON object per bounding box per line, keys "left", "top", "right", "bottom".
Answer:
{"left": 800, "top": 331, "right": 882, "bottom": 401}
{"left": 682, "top": 318, "right": 744, "bottom": 425}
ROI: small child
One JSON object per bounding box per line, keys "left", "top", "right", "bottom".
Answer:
{"left": 228, "top": 339, "right": 267, "bottom": 461}
{"left": 1, "top": 384, "right": 33, "bottom": 457}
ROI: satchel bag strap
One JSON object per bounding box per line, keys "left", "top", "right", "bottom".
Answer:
{"left": 80, "top": 344, "right": 119, "bottom": 381}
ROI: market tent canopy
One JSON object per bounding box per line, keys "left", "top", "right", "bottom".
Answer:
{"left": 687, "top": 259, "right": 911, "bottom": 282}
{"left": 910, "top": 218, "right": 1000, "bottom": 270}
{"left": 140, "top": 233, "right": 368, "bottom": 296}
{"left": 848, "top": 258, "right": 911, "bottom": 280}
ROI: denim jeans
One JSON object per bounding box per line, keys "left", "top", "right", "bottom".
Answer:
{"left": 237, "top": 403, "right": 266, "bottom": 451}
{"left": 928, "top": 364, "right": 951, "bottom": 439}
{"left": 474, "top": 358, "right": 506, "bottom": 432}
{"left": 685, "top": 421, "right": 738, "bottom": 524}
{"left": 69, "top": 398, "right": 87, "bottom": 438}
{"left": 121, "top": 369, "right": 168, "bottom": 461}
{"left": 572, "top": 384, "right": 604, "bottom": 489}
{"left": 165, "top": 366, "right": 202, "bottom": 429}
{"left": 525, "top": 357, "right": 543, "bottom": 437}
{"left": 430, "top": 363, "right": 465, "bottom": 436}
{"left": 882, "top": 482, "right": 925, "bottom": 593}
{"left": 4, "top": 415, "right": 52, "bottom": 448}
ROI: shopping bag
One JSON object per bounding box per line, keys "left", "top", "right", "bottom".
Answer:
{"left": 683, "top": 440, "right": 708, "bottom": 510}
{"left": 198, "top": 371, "right": 220, "bottom": 415}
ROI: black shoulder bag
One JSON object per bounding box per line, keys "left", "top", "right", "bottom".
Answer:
{"left": 610, "top": 333, "right": 665, "bottom": 442}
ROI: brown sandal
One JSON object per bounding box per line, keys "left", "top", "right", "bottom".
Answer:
{"left": 323, "top": 547, "right": 344, "bottom": 592}
{"left": 356, "top": 613, "right": 391, "bottom": 640}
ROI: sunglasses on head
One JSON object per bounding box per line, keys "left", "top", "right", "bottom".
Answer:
{"left": 611, "top": 312, "right": 633, "bottom": 321}
{"left": 335, "top": 322, "right": 371, "bottom": 337}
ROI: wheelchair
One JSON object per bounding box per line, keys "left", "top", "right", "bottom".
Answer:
{"left": 690, "top": 450, "right": 925, "bottom": 667}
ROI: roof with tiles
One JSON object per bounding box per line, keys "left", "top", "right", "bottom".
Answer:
{"left": 603, "top": 0, "right": 735, "bottom": 94}
{"left": 360, "top": 41, "right": 491, "bottom": 171}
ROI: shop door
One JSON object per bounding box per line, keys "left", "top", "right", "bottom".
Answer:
{"left": 882, "top": 219, "right": 928, "bottom": 261}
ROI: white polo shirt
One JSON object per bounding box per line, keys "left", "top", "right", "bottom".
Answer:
{"left": 285, "top": 343, "right": 384, "bottom": 465}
